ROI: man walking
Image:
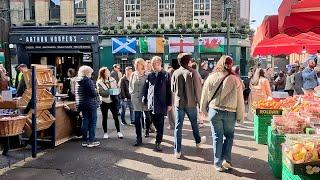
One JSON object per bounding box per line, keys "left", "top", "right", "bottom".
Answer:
{"left": 294, "top": 66, "right": 304, "bottom": 95}
{"left": 111, "top": 64, "right": 122, "bottom": 83}
{"left": 119, "top": 67, "right": 134, "bottom": 125}
{"left": 171, "top": 53, "right": 206, "bottom": 159}
{"left": 144, "top": 56, "right": 172, "bottom": 152}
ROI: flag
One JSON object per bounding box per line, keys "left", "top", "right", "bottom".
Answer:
{"left": 139, "top": 37, "right": 164, "bottom": 53}
{"left": 112, "top": 38, "right": 137, "bottom": 54}
{"left": 168, "top": 37, "right": 194, "bottom": 53}
{"left": 199, "top": 37, "right": 225, "bottom": 53}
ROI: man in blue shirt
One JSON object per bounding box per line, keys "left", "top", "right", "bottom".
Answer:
{"left": 302, "top": 56, "right": 318, "bottom": 93}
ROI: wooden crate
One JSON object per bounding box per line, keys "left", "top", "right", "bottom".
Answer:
{"left": 19, "top": 89, "right": 55, "bottom": 110}
{"left": 24, "top": 110, "right": 56, "bottom": 137}
{"left": 23, "top": 68, "right": 56, "bottom": 89}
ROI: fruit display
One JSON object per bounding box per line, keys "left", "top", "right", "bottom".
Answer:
{"left": 284, "top": 135, "right": 320, "bottom": 165}
{"left": 272, "top": 114, "right": 307, "bottom": 134}
{"left": 253, "top": 96, "right": 298, "bottom": 109}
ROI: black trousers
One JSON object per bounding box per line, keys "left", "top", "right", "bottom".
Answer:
{"left": 100, "top": 101, "right": 120, "bottom": 133}
{"left": 144, "top": 111, "right": 152, "bottom": 134}
{"left": 151, "top": 113, "right": 165, "bottom": 144}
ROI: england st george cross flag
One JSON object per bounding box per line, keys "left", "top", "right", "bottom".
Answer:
{"left": 112, "top": 38, "right": 137, "bottom": 54}
{"left": 168, "top": 37, "right": 195, "bottom": 53}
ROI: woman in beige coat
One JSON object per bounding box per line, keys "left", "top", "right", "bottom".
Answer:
{"left": 200, "top": 55, "right": 244, "bottom": 172}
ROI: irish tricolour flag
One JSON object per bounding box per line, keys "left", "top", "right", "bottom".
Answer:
{"left": 199, "top": 37, "right": 225, "bottom": 53}
{"left": 139, "top": 37, "right": 164, "bottom": 53}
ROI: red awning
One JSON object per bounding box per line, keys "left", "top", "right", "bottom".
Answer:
{"left": 251, "top": 15, "right": 279, "bottom": 55}
{"left": 252, "top": 32, "right": 320, "bottom": 56}
{"left": 278, "top": 0, "right": 320, "bottom": 36}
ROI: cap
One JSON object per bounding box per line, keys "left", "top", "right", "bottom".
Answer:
{"left": 17, "top": 64, "right": 27, "bottom": 69}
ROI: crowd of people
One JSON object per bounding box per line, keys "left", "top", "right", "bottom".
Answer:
{"left": 72, "top": 54, "right": 244, "bottom": 172}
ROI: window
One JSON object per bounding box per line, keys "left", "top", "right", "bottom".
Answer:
{"left": 49, "top": 0, "right": 60, "bottom": 21}
{"left": 193, "top": 0, "right": 211, "bottom": 27}
{"left": 24, "top": 0, "right": 35, "bottom": 21}
{"left": 75, "top": 0, "right": 87, "bottom": 22}
{"left": 158, "top": 0, "right": 175, "bottom": 28}
{"left": 124, "top": 0, "right": 141, "bottom": 28}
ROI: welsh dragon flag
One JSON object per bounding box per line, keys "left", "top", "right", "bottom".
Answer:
{"left": 199, "top": 37, "right": 225, "bottom": 53}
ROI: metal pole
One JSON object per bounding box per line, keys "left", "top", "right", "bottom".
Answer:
{"left": 31, "top": 66, "right": 37, "bottom": 158}
{"left": 50, "top": 66, "right": 56, "bottom": 148}
{"left": 226, "top": 1, "right": 231, "bottom": 55}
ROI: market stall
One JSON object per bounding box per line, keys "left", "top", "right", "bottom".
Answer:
{"left": 0, "top": 65, "right": 78, "bottom": 157}
{"left": 253, "top": 94, "right": 320, "bottom": 179}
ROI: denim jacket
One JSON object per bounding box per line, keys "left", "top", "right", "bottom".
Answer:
{"left": 302, "top": 68, "right": 318, "bottom": 90}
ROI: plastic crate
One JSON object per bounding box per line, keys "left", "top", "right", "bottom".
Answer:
{"left": 268, "top": 153, "right": 282, "bottom": 178}
{"left": 268, "top": 126, "right": 286, "bottom": 161}
{"left": 254, "top": 115, "right": 272, "bottom": 145}
{"left": 282, "top": 163, "right": 319, "bottom": 180}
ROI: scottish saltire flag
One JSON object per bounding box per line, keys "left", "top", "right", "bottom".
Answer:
{"left": 112, "top": 38, "right": 137, "bottom": 54}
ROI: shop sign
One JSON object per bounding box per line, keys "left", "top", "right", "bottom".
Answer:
{"left": 83, "top": 53, "right": 92, "bottom": 62}
{"left": 25, "top": 45, "right": 92, "bottom": 50}
{"left": 12, "top": 35, "right": 97, "bottom": 44}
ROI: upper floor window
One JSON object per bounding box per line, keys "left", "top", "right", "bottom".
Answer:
{"left": 193, "top": 0, "right": 211, "bottom": 27}
{"left": 124, "top": 0, "right": 141, "bottom": 28}
{"left": 49, "top": 0, "right": 60, "bottom": 21}
{"left": 75, "top": 0, "right": 87, "bottom": 22}
{"left": 158, "top": 0, "right": 175, "bottom": 28}
{"left": 24, "top": 0, "right": 35, "bottom": 21}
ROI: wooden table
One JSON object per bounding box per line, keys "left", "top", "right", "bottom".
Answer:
{"left": 55, "top": 101, "right": 76, "bottom": 146}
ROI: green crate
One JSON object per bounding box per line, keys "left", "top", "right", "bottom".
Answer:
{"left": 268, "top": 153, "right": 282, "bottom": 178}
{"left": 254, "top": 115, "right": 272, "bottom": 145}
{"left": 282, "top": 163, "right": 319, "bottom": 180}
{"left": 268, "top": 127, "right": 286, "bottom": 161}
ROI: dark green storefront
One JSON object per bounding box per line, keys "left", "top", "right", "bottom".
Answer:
{"left": 99, "top": 34, "right": 250, "bottom": 76}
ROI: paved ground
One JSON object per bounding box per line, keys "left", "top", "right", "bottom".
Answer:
{"left": 0, "top": 110, "right": 277, "bottom": 180}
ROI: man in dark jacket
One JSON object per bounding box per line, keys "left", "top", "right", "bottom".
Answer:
{"left": 16, "top": 64, "right": 28, "bottom": 97}
{"left": 294, "top": 66, "right": 304, "bottom": 95}
{"left": 144, "top": 56, "right": 172, "bottom": 152}
{"left": 119, "top": 66, "right": 134, "bottom": 125}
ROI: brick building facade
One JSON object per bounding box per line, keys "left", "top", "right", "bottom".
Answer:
{"left": 100, "top": 0, "right": 240, "bottom": 28}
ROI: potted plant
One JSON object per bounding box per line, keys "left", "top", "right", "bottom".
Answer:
{"left": 194, "top": 23, "right": 200, "bottom": 28}
{"left": 160, "top": 24, "right": 165, "bottom": 29}
{"left": 136, "top": 24, "right": 141, "bottom": 29}
{"left": 220, "top": 21, "right": 227, "bottom": 32}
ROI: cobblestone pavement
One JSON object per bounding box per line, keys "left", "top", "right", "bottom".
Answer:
{"left": 0, "top": 111, "right": 277, "bottom": 180}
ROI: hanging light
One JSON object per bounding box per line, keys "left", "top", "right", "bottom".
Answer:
{"left": 302, "top": 46, "right": 307, "bottom": 54}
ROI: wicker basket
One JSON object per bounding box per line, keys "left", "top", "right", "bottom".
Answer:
{"left": 24, "top": 110, "right": 56, "bottom": 137}
{"left": 0, "top": 115, "right": 28, "bottom": 137}
{"left": 23, "top": 68, "right": 57, "bottom": 89}
{"left": 0, "top": 99, "right": 20, "bottom": 109}
{"left": 19, "top": 89, "right": 55, "bottom": 110}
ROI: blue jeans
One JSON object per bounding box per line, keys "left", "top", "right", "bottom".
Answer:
{"left": 82, "top": 108, "right": 98, "bottom": 143}
{"left": 174, "top": 107, "right": 201, "bottom": 153}
{"left": 134, "top": 111, "right": 143, "bottom": 142}
{"left": 121, "top": 99, "right": 134, "bottom": 123}
{"left": 209, "top": 108, "right": 236, "bottom": 167}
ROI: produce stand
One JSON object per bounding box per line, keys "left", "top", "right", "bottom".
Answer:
{"left": 254, "top": 94, "right": 320, "bottom": 178}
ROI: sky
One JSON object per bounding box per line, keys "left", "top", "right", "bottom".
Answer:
{"left": 250, "top": 0, "right": 282, "bottom": 30}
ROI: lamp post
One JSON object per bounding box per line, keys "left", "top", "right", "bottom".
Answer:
{"left": 225, "top": 0, "right": 232, "bottom": 56}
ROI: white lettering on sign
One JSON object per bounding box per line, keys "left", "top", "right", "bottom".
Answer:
{"left": 23, "top": 35, "right": 92, "bottom": 43}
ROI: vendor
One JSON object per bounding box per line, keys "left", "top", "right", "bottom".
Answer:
{"left": 62, "top": 68, "right": 77, "bottom": 101}
{"left": 16, "top": 64, "right": 28, "bottom": 97}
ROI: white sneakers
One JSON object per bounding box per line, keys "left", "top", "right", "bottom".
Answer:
{"left": 175, "top": 152, "right": 181, "bottom": 159}
{"left": 87, "top": 141, "right": 100, "bottom": 148}
{"left": 103, "top": 133, "right": 109, "bottom": 139}
{"left": 103, "top": 132, "right": 124, "bottom": 139}
{"left": 117, "top": 132, "right": 124, "bottom": 139}
{"left": 222, "top": 160, "right": 232, "bottom": 170}
{"left": 196, "top": 136, "right": 207, "bottom": 148}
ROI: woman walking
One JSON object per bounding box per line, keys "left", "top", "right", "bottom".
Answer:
{"left": 250, "top": 68, "right": 272, "bottom": 101}
{"left": 200, "top": 56, "right": 245, "bottom": 172}
{"left": 96, "top": 67, "right": 124, "bottom": 139}
{"left": 75, "top": 66, "right": 100, "bottom": 148}
{"left": 129, "top": 58, "right": 148, "bottom": 146}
